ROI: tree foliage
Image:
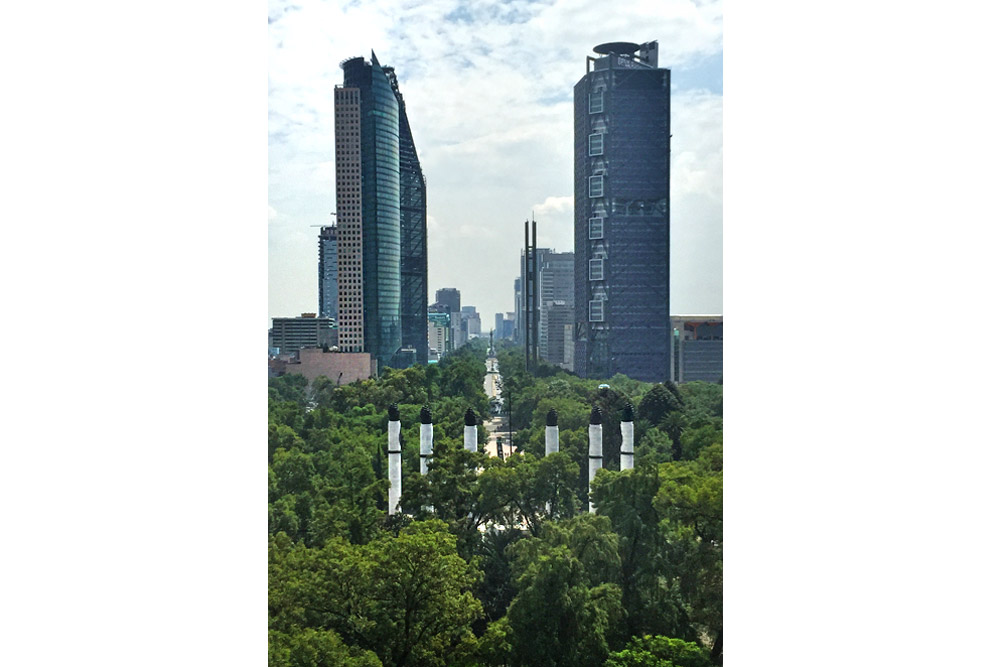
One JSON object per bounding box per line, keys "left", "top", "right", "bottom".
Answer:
{"left": 269, "top": 343, "right": 722, "bottom": 665}
{"left": 270, "top": 520, "right": 482, "bottom": 667}
{"left": 502, "top": 515, "right": 625, "bottom": 667}
{"left": 604, "top": 635, "right": 711, "bottom": 667}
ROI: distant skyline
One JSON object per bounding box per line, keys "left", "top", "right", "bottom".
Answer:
{"left": 269, "top": 0, "right": 722, "bottom": 330}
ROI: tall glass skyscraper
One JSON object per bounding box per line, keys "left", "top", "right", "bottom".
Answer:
{"left": 574, "top": 41, "right": 671, "bottom": 382}
{"left": 336, "top": 52, "right": 427, "bottom": 369}
{"left": 388, "top": 66, "right": 429, "bottom": 366}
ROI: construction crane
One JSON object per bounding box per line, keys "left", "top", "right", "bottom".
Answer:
{"left": 310, "top": 212, "right": 337, "bottom": 229}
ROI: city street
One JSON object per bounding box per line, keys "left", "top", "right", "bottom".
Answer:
{"left": 483, "top": 355, "right": 515, "bottom": 458}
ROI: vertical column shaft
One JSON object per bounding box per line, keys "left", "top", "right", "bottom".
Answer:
{"left": 420, "top": 423, "right": 433, "bottom": 475}
{"left": 464, "top": 425, "right": 478, "bottom": 453}
{"left": 620, "top": 420, "right": 634, "bottom": 470}
{"left": 545, "top": 425, "right": 560, "bottom": 456}
{"left": 388, "top": 418, "right": 401, "bottom": 514}
{"left": 588, "top": 422, "right": 603, "bottom": 513}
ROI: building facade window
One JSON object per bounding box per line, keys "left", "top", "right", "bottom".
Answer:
{"left": 589, "top": 175, "right": 604, "bottom": 198}
{"left": 589, "top": 91, "right": 604, "bottom": 114}
{"left": 589, "top": 216, "right": 604, "bottom": 239}
{"left": 588, "top": 132, "right": 604, "bottom": 156}
{"left": 589, "top": 299, "right": 605, "bottom": 322}
{"left": 589, "top": 258, "right": 604, "bottom": 281}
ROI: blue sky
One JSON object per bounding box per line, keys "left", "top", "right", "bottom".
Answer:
{"left": 268, "top": 0, "right": 723, "bottom": 327}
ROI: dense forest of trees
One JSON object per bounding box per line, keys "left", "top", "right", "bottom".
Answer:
{"left": 269, "top": 340, "right": 723, "bottom": 666}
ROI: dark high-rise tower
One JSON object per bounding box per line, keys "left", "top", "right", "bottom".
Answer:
{"left": 318, "top": 224, "right": 338, "bottom": 323}
{"left": 435, "top": 287, "right": 460, "bottom": 315}
{"left": 573, "top": 41, "right": 670, "bottom": 382}
{"left": 336, "top": 52, "right": 427, "bottom": 369}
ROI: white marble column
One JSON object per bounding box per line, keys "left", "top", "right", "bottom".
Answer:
{"left": 464, "top": 408, "right": 478, "bottom": 453}
{"left": 419, "top": 405, "right": 433, "bottom": 475}
{"left": 545, "top": 408, "right": 559, "bottom": 456}
{"left": 588, "top": 406, "right": 603, "bottom": 513}
{"left": 620, "top": 403, "right": 634, "bottom": 471}
{"left": 387, "top": 404, "right": 402, "bottom": 515}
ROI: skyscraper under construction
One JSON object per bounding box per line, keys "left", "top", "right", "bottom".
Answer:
{"left": 335, "top": 52, "right": 427, "bottom": 369}
{"left": 574, "top": 41, "right": 670, "bottom": 382}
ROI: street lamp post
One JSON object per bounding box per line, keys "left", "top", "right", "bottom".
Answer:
{"left": 506, "top": 382, "right": 513, "bottom": 460}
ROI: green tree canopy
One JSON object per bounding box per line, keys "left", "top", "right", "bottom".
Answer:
{"left": 500, "top": 514, "right": 625, "bottom": 667}
{"left": 270, "top": 520, "right": 482, "bottom": 667}
{"left": 604, "top": 635, "right": 711, "bottom": 667}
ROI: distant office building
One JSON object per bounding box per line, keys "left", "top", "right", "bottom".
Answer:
{"left": 536, "top": 249, "right": 574, "bottom": 366}
{"left": 518, "top": 247, "right": 573, "bottom": 365}
{"left": 574, "top": 41, "right": 670, "bottom": 382}
{"left": 428, "top": 309, "right": 452, "bottom": 357}
{"left": 435, "top": 288, "right": 463, "bottom": 349}
{"left": 435, "top": 288, "right": 460, "bottom": 314}
{"left": 494, "top": 312, "right": 516, "bottom": 341}
{"left": 318, "top": 225, "right": 338, "bottom": 322}
{"left": 336, "top": 52, "right": 427, "bottom": 369}
{"left": 461, "top": 306, "right": 481, "bottom": 338}
{"left": 672, "top": 315, "right": 723, "bottom": 383}
{"left": 545, "top": 300, "right": 574, "bottom": 369}
{"left": 271, "top": 314, "right": 338, "bottom": 354}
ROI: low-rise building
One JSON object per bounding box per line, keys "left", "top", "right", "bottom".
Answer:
{"left": 271, "top": 314, "right": 338, "bottom": 354}
{"left": 671, "top": 315, "right": 723, "bottom": 383}
{"left": 269, "top": 348, "right": 374, "bottom": 384}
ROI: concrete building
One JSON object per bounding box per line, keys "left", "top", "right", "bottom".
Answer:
{"left": 271, "top": 314, "right": 338, "bottom": 354}
{"left": 435, "top": 288, "right": 464, "bottom": 349}
{"left": 461, "top": 305, "right": 481, "bottom": 338}
{"left": 270, "top": 348, "right": 373, "bottom": 384}
{"left": 318, "top": 225, "right": 338, "bottom": 322}
{"left": 336, "top": 52, "right": 427, "bottom": 369}
{"left": 574, "top": 41, "right": 670, "bottom": 382}
{"left": 427, "top": 309, "right": 451, "bottom": 359}
{"left": 494, "top": 312, "right": 516, "bottom": 341}
{"left": 672, "top": 315, "right": 723, "bottom": 383}
{"left": 518, "top": 247, "right": 574, "bottom": 366}
{"left": 503, "top": 312, "right": 515, "bottom": 340}
{"left": 544, "top": 300, "right": 574, "bottom": 369}
{"left": 435, "top": 288, "right": 460, "bottom": 315}
{"left": 535, "top": 249, "right": 574, "bottom": 366}
{"left": 334, "top": 81, "right": 365, "bottom": 355}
